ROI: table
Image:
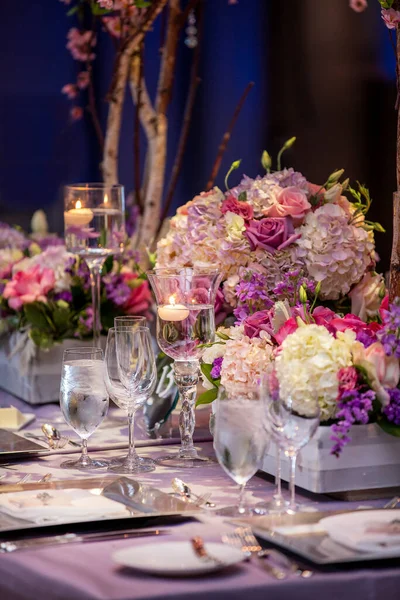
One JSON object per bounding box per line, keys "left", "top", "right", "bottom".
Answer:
{"left": 0, "top": 393, "right": 399, "bottom": 600}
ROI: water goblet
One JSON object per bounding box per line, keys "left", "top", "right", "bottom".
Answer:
{"left": 213, "top": 384, "right": 269, "bottom": 517}
{"left": 264, "top": 367, "right": 320, "bottom": 514}
{"left": 59, "top": 347, "right": 109, "bottom": 470}
{"left": 108, "top": 326, "right": 157, "bottom": 474}
{"left": 147, "top": 267, "right": 222, "bottom": 468}
{"left": 64, "top": 183, "right": 125, "bottom": 348}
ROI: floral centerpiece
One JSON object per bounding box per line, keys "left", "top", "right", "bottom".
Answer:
{"left": 0, "top": 216, "right": 151, "bottom": 350}
{"left": 157, "top": 141, "right": 400, "bottom": 457}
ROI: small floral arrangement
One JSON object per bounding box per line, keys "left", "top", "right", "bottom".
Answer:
{"left": 0, "top": 214, "right": 151, "bottom": 349}
{"left": 157, "top": 139, "right": 384, "bottom": 324}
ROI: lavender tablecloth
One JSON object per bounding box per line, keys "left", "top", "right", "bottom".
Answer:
{"left": 0, "top": 392, "right": 399, "bottom": 600}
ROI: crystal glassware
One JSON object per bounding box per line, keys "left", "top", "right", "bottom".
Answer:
{"left": 147, "top": 267, "right": 222, "bottom": 468}
{"left": 64, "top": 183, "right": 125, "bottom": 348}
{"left": 213, "top": 383, "right": 269, "bottom": 516}
{"left": 264, "top": 366, "right": 320, "bottom": 514}
{"left": 107, "top": 326, "right": 157, "bottom": 474}
{"left": 59, "top": 347, "right": 109, "bottom": 470}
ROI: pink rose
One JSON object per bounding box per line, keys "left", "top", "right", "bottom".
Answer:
{"left": 364, "top": 342, "right": 400, "bottom": 407}
{"left": 121, "top": 273, "right": 152, "bottom": 316}
{"left": 215, "top": 289, "right": 230, "bottom": 326}
{"left": 221, "top": 196, "right": 254, "bottom": 221}
{"left": 275, "top": 317, "right": 298, "bottom": 345}
{"left": 330, "top": 314, "right": 367, "bottom": 334}
{"left": 349, "top": 272, "right": 385, "bottom": 321}
{"left": 307, "top": 182, "right": 325, "bottom": 198}
{"left": 312, "top": 306, "right": 337, "bottom": 330}
{"left": 244, "top": 217, "right": 300, "bottom": 253}
{"left": 3, "top": 266, "right": 55, "bottom": 311}
{"left": 379, "top": 294, "right": 389, "bottom": 321}
{"left": 243, "top": 310, "right": 273, "bottom": 339}
{"left": 266, "top": 187, "right": 311, "bottom": 226}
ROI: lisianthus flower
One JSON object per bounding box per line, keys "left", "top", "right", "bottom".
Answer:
{"left": 3, "top": 266, "right": 55, "bottom": 310}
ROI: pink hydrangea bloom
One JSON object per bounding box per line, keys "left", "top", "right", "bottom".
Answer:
{"left": 381, "top": 8, "right": 400, "bottom": 29}
{"left": 3, "top": 266, "right": 55, "bottom": 310}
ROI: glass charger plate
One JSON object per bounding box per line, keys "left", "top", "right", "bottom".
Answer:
{"left": 0, "top": 429, "right": 48, "bottom": 458}
{"left": 0, "top": 476, "right": 200, "bottom": 536}
{"left": 237, "top": 510, "right": 400, "bottom": 566}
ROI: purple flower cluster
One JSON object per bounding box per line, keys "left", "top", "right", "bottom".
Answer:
{"left": 0, "top": 222, "right": 28, "bottom": 250}
{"left": 211, "top": 356, "right": 223, "bottom": 379}
{"left": 378, "top": 300, "right": 400, "bottom": 357}
{"left": 233, "top": 272, "right": 273, "bottom": 324}
{"left": 103, "top": 273, "right": 131, "bottom": 306}
{"left": 330, "top": 388, "right": 375, "bottom": 457}
{"left": 272, "top": 269, "right": 316, "bottom": 304}
{"left": 383, "top": 387, "right": 400, "bottom": 426}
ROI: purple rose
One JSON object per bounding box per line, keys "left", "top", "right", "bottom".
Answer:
{"left": 244, "top": 216, "right": 300, "bottom": 253}
{"left": 221, "top": 196, "right": 254, "bottom": 221}
{"left": 243, "top": 310, "right": 273, "bottom": 338}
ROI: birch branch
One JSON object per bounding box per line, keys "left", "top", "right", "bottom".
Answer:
{"left": 389, "top": 7, "right": 400, "bottom": 300}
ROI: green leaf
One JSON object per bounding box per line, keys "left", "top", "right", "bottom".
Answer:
{"left": 90, "top": 1, "right": 113, "bottom": 16}
{"left": 216, "top": 331, "right": 230, "bottom": 340}
{"left": 67, "top": 5, "right": 80, "bottom": 16}
{"left": 135, "top": 0, "right": 151, "bottom": 6}
{"left": 71, "top": 283, "right": 88, "bottom": 311}
{"left": 201, "top": 362, "right": 220, "bottom": 388}
{"left": 23, "top": 303, "right": 53, "bottom": 332}
{"left": 103, "top": 254, "right": 114, "bottom": 274}
{"left": 29, "top": 328, "right": 53, "bottom": 350}
{"left": 238, "top": 192, "right": 247, "bottom": 202}
{"left": 377, "top": 416, "right": 400, "bottom": 438}
{"left": 196, "top": 387, "right": 218, "bottom": 407}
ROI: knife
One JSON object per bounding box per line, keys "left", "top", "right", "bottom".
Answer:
{"left": 0, "top": 528, "right": 169, "bottom": 553}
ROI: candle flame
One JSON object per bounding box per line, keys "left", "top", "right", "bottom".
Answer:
{"left": 104, "top": 194, "right": 108, "bottom": 204}
{"left": 169, "top": 295, "right": 176, "bottom": 306}
{"left": 75, "top": 200, "right": 82, "bottom": 210}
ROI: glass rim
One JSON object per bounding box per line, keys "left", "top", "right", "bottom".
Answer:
{"left": 65, "top": 183, "right": 124, "bottom": 191}
{"left": 114, "top": 316, "right": 146, "bottom": 321}
{"left": 109, "top": 326, "right": 150, "bottom": 332}
{"left": 147, "top": 267, "right": 220, "bottom": 278}
{"left": 63, "top": 347, "right": 104, "bottom": 354}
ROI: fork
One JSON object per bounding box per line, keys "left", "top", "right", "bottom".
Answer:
{"left": 223, "top": 527, "right": 313, "bottom": 579}
{"left": 384, "top": 496, "right": 400, "bottom": 509}
{"left": 190, "top": 537, "right": 227, "bottom": 566}
{"left": 222, "top": 529, "right": 287, "bottom": 579}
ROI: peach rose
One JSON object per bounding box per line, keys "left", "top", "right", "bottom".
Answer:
{"left": 265, "top": 187, "right": 311, "bottom": 226}
{"left": 349, "top": 272, "right": 385, "bottom": 321}
{"left": 3, "top": 266, "right": 55, "bottom": 311}
{"left": 353, "top": 341, "right": 400, "bottom": 407}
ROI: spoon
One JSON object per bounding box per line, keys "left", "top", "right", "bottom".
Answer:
{"left": 41, "top": 424, "right": 80, "bottom": 448}
{"left": 171, "top": 478, "right": 216, "bottom": 508}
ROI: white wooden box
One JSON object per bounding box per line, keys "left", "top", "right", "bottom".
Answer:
{"left": 261, "top": 423, "right": 400, "bottom": 494}
{"left": 0, "top": 334, "right": 105, "bottom": 405}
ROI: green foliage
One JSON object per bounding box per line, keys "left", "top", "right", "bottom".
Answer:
{"left": 238, "top": 192, "right": 247, "bottom": 202}
{"left": 377, "top": 415, "right": 400, "bottom": 437}
{"left": 103, "top": 255, "right": 114, "bottom": 274}
{"left": 215, "top": 330, "right": 230, "bottom": 341}
{"left": 196, "top": 387, "right": 218, "bottom": 407}
{"left": 224, "top": 159, "right": 242, "bottom": 191}
{"left": 348, "top": 182, "right": 385, "bottom": 233}
{"left": 261, "top": 150, "right": 272, "bottom": 173}
{"left": 277, "top": 136, "right": 296, "bottom": 171}
{"left": 378, "top": 1, "right": 394, "bottom": 9}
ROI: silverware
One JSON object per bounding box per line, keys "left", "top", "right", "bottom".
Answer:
{"left": 17, "top": 474, "right": 31, "bottom": 484}
{"left": 191, "top": 536, "right": 226, "bottom": 566}
{"left": 171, "top": 478, "right": 216, "bottom": 508}
{"left": 25, "top": 433, "right": 49, "bottom": 446}
{"left": 0, "top": 528, "right": 169, "bottom": 553}
{"left": 38, "top": 473, "right": 52, "bottom": 484}
{"left": 384, "top": 496, "right": 400, "bottom": 509}
{"left": 41, "top": 424, "right": 81, "bottom": 448}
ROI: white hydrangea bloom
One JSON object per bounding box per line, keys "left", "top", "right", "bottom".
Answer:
{"left": 294, "top": 203, "right": 374, "bottom": 300}
{"left": 220, "top": 334, "right": 274, "bottom": 389}
{"left": 275, "top": 324, "right": 355, "bottom": 421}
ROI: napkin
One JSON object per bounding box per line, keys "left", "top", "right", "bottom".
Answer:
{"left": 324, "top": 516, "right": 400, "bottom": 554}
{"left": 0, "top": 489, "right": 128, "bottom": 524}
{"left": 0, "top": 407, "right": 35, "bottom": 431}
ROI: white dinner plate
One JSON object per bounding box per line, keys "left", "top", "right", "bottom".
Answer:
{"left": 320, "top": 510, "right": 400, "bottom": 556}
{"left": 112, "top": 540, "right": 246, "bottom": 576}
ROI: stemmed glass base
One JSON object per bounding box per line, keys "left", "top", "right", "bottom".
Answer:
{"left": 155, "top": 454, "right": 213, "bottom": 469}
{"left": 108, "top": 456, "right": 155, "bottom": 474}
{"left": 60, "top": 455, "right": 108, "bottom": 470}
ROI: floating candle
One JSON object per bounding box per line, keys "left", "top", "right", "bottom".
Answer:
{"left": 158, "top": 296, "right": 189, "bottom": 322}
{"left": 64, "top": 200, "right": 94, "bottom": 227}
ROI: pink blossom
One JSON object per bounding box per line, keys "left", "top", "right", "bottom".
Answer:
{"left": 221, "top": 196, "right": 254, "bottom": 221}
{"left": 349, "top": 0, "right": 368, "bottom": 13}
{"left": 97, "top": 0, "right": 113, "bottom": 8}
{"left": 66, "top": 28, "right": 96, "bottom": 62}
{"left": 121, "top": 273, "right": 152, "bottom": 316}
{"left": 243, "top": 310, "right": 273, "bottom": 339}
{"left": 381, "top": 8, "right": 400, "bottom": 29}
{"left": 102, "top": 17, "right": 122, "bottom": 38}
{"left": 379, "top": 294, "right": 389, "bottom": 321}
{"left": 3, "top": 266, "right": 55, "bottom": 310}
{"left": 275, "top": 317, "right": 298, "bottom": 345}
{"left": 364, "top": 342, "right": 400, "bottom": 406}
{"left": 244, "top": 217, "right": 300, "bottom": 253}
{"left": 330, "top": 313, "right": 368, "bottom": 334}
{"left": 215, "top": 289, "right": 230, "bottom": 326}
{"left": 61, "top": 84, "right": 78, "bottom": 99}
{"left": 70, "top": 106, "right": 83, "bottom": 121}
{"left": 307, "top": 182, "right": 325, "bottom": 198}
{"left": 265, "top": 186, "right": 311, "bottom": 226}
{"left": 338, "top": 366, "right": 358, "bottom": 392}
{"left": 77, "top": 71, "right": 90, "bottom": 90}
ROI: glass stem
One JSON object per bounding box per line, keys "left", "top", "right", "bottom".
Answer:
{"left": 87, "top": 261, "right": 103, "bottom": 349}
{"left": 80, "top": 439, "right": 90, "bottom": 466}
{"left": 127, "top": 411, "right": 139, "bottom": 462}
{"left": 274, "top": 447, "right": 282, "bottom": 501}
{"left": 288, "top": 453, "right": 297, "bottom": 512}
{"left": 238, "top": 484, "right": 246, "bottom": 514}
{"left": 174, "top": 360, "right": 200, "bottom": 460}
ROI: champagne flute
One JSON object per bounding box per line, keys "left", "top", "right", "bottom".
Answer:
{"left": 264, "top": 367, "right": 320, "bottom": 514}
{"left": 213, "top": 384, "right": 269, "bottom": 517}
{"left": 64, "top": 183, "right": 125, "bottom": 348}
{"left": 59, "top": 347, "right": 109, "bottom": 470}
{"left": 109, "top": 326, "right": 157, "bottom": 474}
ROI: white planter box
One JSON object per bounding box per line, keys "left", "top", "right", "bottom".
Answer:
{"left": 261, "top": 424, "right": 400, "bottom": 494}
{"left": 0, "top": 334, "right": 106, "bottom": 405}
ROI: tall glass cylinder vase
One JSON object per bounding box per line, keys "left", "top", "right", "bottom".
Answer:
{"left": 147, "top": 267, "right": 222, "bottom": 468}
{"left": 64, "top": 184, "right": 125, "bottom": 348}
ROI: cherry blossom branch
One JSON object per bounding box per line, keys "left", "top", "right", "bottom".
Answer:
{"left": 206, "top": 81, "right": 254, "bottom": 191}
{"left": 86, "top": 19, "right": 104, "bottom": 152}
{"left": 134, "top": 43, "right": 144, "bottom": 212}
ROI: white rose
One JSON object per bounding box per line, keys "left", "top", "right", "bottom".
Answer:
{"left": 31, "top": 210, "right": 48, "bottom": 234}
{"left": 349, "top": 272, "right": 385, "bottom": 321}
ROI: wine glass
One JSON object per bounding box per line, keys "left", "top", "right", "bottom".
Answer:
{"left": 213, "top": 383, "right": 269, "bottom": 517}
{"left": 59, "top": 347, "right": 109, "bottom": 470}
{"left": 114, "top": 316, "right": 146, "bottom": 329}
{"left": 64, "top": 183, "right": 125, "bottom": 348}
{"left": 147, "top": 267, "right": 222, "bottom": 468}
{"left": 264, "top": 367, "right": 320, "bottom": 514}
{"left": 108, "top": 326, "right": 157, "bottom": 474}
